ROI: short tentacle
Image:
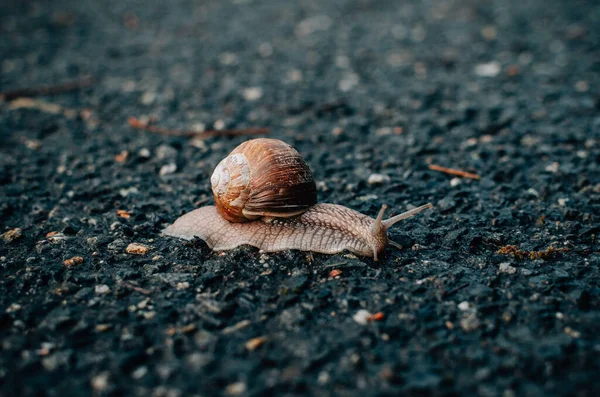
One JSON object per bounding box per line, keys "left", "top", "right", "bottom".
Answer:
{"left": 370, "top": 204, "right": 387, "bottom": 236}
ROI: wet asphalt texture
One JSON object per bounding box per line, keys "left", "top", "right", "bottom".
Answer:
{"left": 1, "top": 0, "right": 600, "bottom": 396}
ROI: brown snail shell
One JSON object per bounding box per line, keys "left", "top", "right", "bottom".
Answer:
{"left": 210, "top": 138, "right": 317, "bottom": 222}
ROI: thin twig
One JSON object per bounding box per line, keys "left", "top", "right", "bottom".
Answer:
{"left": 428, "top": 164, "right": 481, "bottom": 180}
{"left": 443, "top": 282, "right": 470, "bottom": 298}
{"left": 322, "top": 261, "right": 367, "bottom": 269}
{"left": 118, "top": 280, "right": 151, "bottom": 295}
{"left": 0, "top": 75, "right": 95, "bottom": 101}
{"left": 128, "top": 116, "right": 270, "bottom": 139}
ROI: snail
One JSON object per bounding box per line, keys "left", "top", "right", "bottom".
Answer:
{"left": 163, "top": 138, "right": 432, "bottom": 261}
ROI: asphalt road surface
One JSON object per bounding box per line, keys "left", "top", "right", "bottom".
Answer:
{"left": 1, "top": 0, "right": 599, "bottom": 395}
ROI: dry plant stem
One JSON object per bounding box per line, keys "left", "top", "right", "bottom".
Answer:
{"left": 0, "top": 75, "right": 95, "bottom": 101}
{"left": 117, "top": 280, "right": 151, "bottom": 295}
{"left": 428, "top": 164, "right": 481, "bottom": 180}
{"left": 128, "top": 116, "right": 270, "bottom": 139}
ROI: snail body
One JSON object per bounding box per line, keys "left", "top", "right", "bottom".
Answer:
{"left": 163, "top": 138, "right": 432, "bottom": 261}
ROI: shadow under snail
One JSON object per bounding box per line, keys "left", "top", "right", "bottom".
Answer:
{"left": 163, "top": 138, "right": 432, "bottom": 261}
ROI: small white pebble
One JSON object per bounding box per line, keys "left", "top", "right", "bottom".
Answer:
{"left": 564, "top": 326, "right": 581, "bottom": 338}
{"left": 140, "top": 91, "right": 156, "bottom": 105}
{"left": 138, "top": 148, "right": 150, "bottom": 158}
{"left": 219, "top": 52, "right": 238, "bottom": 65}
{"left": 375, "top": 127, "right": 393, "bottom": 136}
{"left": 131, "top": 366, "right": 148, "bottom": 380}
{"left": 191, "top": 122, "right": 206, "bottom": 132}
{"left": 190, "top": 138, "right": 208, "bottom": 152}
{"left": 574, "top": 80, "right": 589, "bottom": 92}
{"left": 474, "top": 61, "right": 501, "bottom": 77}
{"left": 137, "top": 299, "right": 149, "bottom": 309}
{"left": 498, "top": 262, "right": 517, "bottom": 274}
{"left": 316, "top": 181, "right": 329, "bottom": 192}
{"left": 353, "top": 309, "right": 372, "bottom": 325}
{"left": 295, "top": 15, "right": 332, "bottom": 36}
{"left": 558, "top": 198, "right": 569, "bottom": 206}
{"left": 214, "top": 120, "right": 225, "bottom": 130}
{"left": 335, "top": 55, "right": 350, "bottom": 68}
{"left": 286, "top": 69, "right": 303, "bottom": 82}
{"left": 386, "top": 52, "right": 407, "bottom": 67}
{"left": 176, "top": 282, "right": 190, "bottom": 290}
{"left": 450, "top": 177, "right": 461, "bottom": 187}
{"left": 458, "top": 301, "right": 471, "bottom": 311}
{"left": 331, "top": 127, "right": 344, "bottom": 136}
{"left": 481, "top": 25, "right": 497, "bottom": 40}
{"left": 95, "top": 285, "right": 110, "bottom": 294}
{"left": 357, "top": 194, "right": 379, "bottom": 202}
{"left": 159, "top": 163, "right": 177, "bottom": 176}
{"left": 225, "top": 382, "right": 247, "bottom": 396}
{"left": 526, "top": 188, "right": 540, "bottom": 198}
{"left": 119, "top": 187, "right": 139, "bottom": 197}
{"left": 142, "top": 311, "right": 156, "bottom": 320}
{"left": 242, "top": 87, "right": 263, "bottom": 101}
{"left": 462, "top": 137, "right": 479, "bottom": 148}
{"left": 317, "top": 371, "right": 330, "bottom": 385}
{"left": 367, "top": 173, "right": 391, "bottom": 185}
{"left": 338, "top": 73, "right": 359, "bottom": 92}
{"left": 91, "top": 372, "right": 110, "bottom": 391}
{"left": 545, "top": 162, "right": 559, "bottom": 173}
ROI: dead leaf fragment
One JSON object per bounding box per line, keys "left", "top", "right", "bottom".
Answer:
{"left": 23, "top": 139, "right": 41, "bottom": 150}
{"left": 117, "top": 209, "right": 131, "bottom": 219}
{"left": 367, "top": 312, "right": 385, "bottom": 322}
{"left": 8, "top": 98, "right": 63, "bottom": 114}
{"left": 63, "top": 256, "right": 84, "bottom": 267}
{"left": 2, "top": 228, "right": 23, "bottom": 243}
{"left": 245, "top": 336, "right": 268, "bottom": 351}
{"left": 564, "top": 326, "right": 581, "bottom": 338}
{"left": 181, "top": 324, "right": 197, "bottom": 334}
{"left": 115, "top": 150, "right": 129, "bottom": 163}
{"left": 95, "top": 324, "right": 111, "bottom": 332}
{"left": 126, "top": 243, "right": 150, "bottom": 255}
{"left": 497, "top": 244, "right": 569, "bottom": 260}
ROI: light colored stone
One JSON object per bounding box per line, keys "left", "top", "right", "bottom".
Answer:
{"left": 126, "top": 243, "right": 150, "bottom": 255}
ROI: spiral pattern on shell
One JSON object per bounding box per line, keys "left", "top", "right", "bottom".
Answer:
{"left": 211, "top": 138, "right": 317, "bottom": 222}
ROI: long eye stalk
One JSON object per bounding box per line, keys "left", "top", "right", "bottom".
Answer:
{"left": 382, "top": 203, "right": 433, "bottom": 229}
